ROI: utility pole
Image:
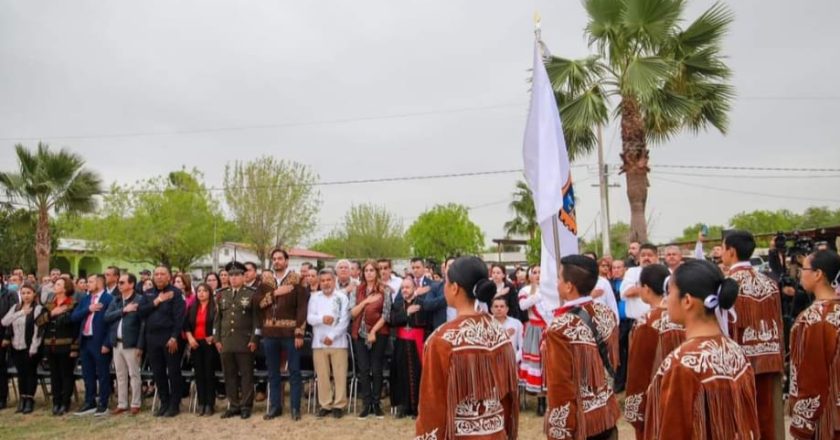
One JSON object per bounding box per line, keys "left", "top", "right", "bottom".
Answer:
{"left": 593, "top": 125, "right": 619, "bottom": 257}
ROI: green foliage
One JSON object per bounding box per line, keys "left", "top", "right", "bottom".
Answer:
{"left": 0, "top": 208, "right": 58, "bottom": 273}
{"left": 546, "top": 0, "right": 735, "bottom": 241}
{"left": 525, "top": 230, "right": 541, "bottom": 266}
{"left": 311, "top": 204, "right": 408, "bottom": 259}
{"left": 503, "top": 180, "right": 538, "bottom": 240}
{"left": 223, "top": 157, "right": 320, "bottom": 266}
{"left": 727, "top": 207, "right": 840, "bottom": 246}
{"left": 0, "top": 143, "right": 103, "bottom": 276}
{"left": 580, "top": 222, "right": 632, "bottom": 259}
{"left": 674, "top": 223, "right": 725, "bottom": 242}
{"left": 406, "top": 204, "right": 485, "bottom": 262}
{"left": 68, "top": 169, "right": 223, "bottom": 271}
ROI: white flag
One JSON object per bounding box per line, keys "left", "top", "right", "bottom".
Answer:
{"left": 522, "top": 39, "right": 579, "bottom": 312}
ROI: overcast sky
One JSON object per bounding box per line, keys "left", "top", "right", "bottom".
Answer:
{"left": 1, "top": 0, "right": 839, "bottom": 249}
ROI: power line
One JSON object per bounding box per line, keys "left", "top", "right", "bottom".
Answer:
{"left": 0, "top": 102, "right": 528, "bottom": 142}
{"left": 651, "top": 171, "right": 840, "bottom": 180}
{"left": 652, "top": 164, "right": 840, "bottom": 172}
{"left": 649, "top": 175, "right": 840, "bottom": 203}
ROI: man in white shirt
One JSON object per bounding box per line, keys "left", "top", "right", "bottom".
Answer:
{"left": 616, "top": 243, "right": 658, "bottom": 392}
{"left": 306, "top": 267, "right": 351, "bottom": 419}
{"left": 377, "top": 259, "right": 403, "bottom": 302}
{"left": 491, "top": 297, "right": 523, "bottom": 363}
{"left": 582, "top": 253, "right": 620, "bottom": 321}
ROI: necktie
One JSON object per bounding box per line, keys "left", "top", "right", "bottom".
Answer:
{"left": 84, "top": 294, "right": 98, "bottom": 335}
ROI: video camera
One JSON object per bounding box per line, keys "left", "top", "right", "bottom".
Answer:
{"left": 774, "top": 232, "right": 814, "bottom": 260}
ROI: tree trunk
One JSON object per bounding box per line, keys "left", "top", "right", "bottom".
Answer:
{"left": 619, "top": 97, "right": 650, "bottom": 243}
{"left": 35, "top": 206, "right": 50, "bottom": 278}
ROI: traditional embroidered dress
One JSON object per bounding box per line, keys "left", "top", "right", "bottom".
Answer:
{"left": 519, "top": 285, "right": 550, "bottom": 393}
{"left": 788, "top": 299, "right": 840, "bottom": 439}
{"left": 415, "top": 313, "right": 519, "bottom": 440}
{"left": 624, "top": 305, "right": 686, "bottom": 439}
{"left": 544, "top": 297, "right": 620, "bottom": 440}
{"left": 644, "top": 335, "right": 759, "bottom": 440}
{"left": 728, "top": 262, "right": 784, "bottom": 439}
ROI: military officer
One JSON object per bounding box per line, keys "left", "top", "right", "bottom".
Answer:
{"left": 214, "top": 261, "right": 260, "bottom": 419}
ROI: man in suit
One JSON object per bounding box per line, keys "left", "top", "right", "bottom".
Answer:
{"left": 104, "top": 273, "right": 147, "bottom": 415}
{"left": 0, "top": 274, "right": 22, "bottom": 410}
{"left": 71, "top": 274, "right": 114, "bottom": 416}
{"left": 416, "top": 257, "right": 454, "bottom": 330}
{"left": 104, "top": 266, "right": 120, "bottom": 296}
{"left": 215, "top": 261, "right": 260, "bottom": 420}
{"left": 138, "top": 265, "right": 186, "bottom": 417}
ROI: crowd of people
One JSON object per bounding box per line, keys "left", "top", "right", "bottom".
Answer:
{"left": 1, "top": 230, "right": 839, "bottom": 439}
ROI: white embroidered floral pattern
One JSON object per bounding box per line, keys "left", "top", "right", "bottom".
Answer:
{"left": 441, "top": 317, "right": 509, "bottom": 350}
{"left": 679, "top": 338, "right": 749, "bottom": 377}
{"left": 730, "top": 270, "right": 779, "bottom": 302}
{"left": 414, "top": 428, "right": 438, "bottom": 440}
{"left": 580, "top": 386, "right": 612, "bottom": 413}
{"left": 592, "top": 302, "right": 617, "bottom": 339}
{"left": 624, "top": 393, "right": 644, "bottom": 422}
{"left": 453, "top": 397, "right": 504, "bottom": 436}
{"left": 550, "top": 313, "right": 596, "bottom": 344}
{"left": 791, "top": 397, "right": 820, "bottom": 432}
{"left": 547, "top": 403, "right": 571, "bottom": 439}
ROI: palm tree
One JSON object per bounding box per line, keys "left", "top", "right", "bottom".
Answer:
{"left": 0, "top": 143, "right": 102, "bottom": 277}
{"left": 504, "top": 180, "right": 538, "bottom": 240}
{"left": 546, "top": 0, "right": 734, "bottom": 242}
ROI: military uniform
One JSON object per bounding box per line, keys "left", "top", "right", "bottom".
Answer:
{"left": 215, "top": 283, "right": 260, "bottom": 415}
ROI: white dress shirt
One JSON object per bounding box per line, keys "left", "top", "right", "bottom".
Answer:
{"left": 593, "top": 277, "right": 619, "bottom": 322}
{"left": 388, "top": 275, "right": 403, "bottom": 302}
{"left": 307, "top": 289, "right": 350, "bottom": 349}
{"left": 619, "top": 267, "right": 650, "bottom": 320}
{"left": 497, "top": 317, "right": 523, "bottom": 363}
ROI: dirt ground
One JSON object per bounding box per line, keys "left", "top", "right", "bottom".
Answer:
{"left": 0, "top": 391, "right": 636, "bottom": 439}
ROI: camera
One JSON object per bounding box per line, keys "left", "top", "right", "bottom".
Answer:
{"left": 774, "top": 232, "right": 814, "bottom": 259}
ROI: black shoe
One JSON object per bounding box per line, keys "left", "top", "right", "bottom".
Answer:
{"left": 164, "top": 407, "right": 179, "bottom": 418}
{"left": 291, "top": 409, "right": 300, "bottom": 421}
{"left": 93, "top": 406, "right": 108, "bottom": 417}
{"left": 57, "top": 405, "right": 67, "bottom": 416}
{"left": 74, "top": 402, "right": 97, "bottom": 416}
{"left": 372, "top": 404, "right": 384, "bottom": 418}
{"left": 264, "top": 406, "right": 281, "bottom": 420}
{"left": 22, "top": 398, "right": 34, "bottom": 414}
{"left": 536, "top": 397, "right": 547, "bottom": 417}
{"left": 220, "top": 408, "right": 241, "bottom": 419}
{"left": 240, "top": 408, "right": 251, "bottom": 419}
{"left": 198, "top": 405, "right": 206, "bottom": 416}
{"left": 206, "top": 405, "right": 215, "bottom": 416}
{"left": 316, "top": 408, "right": 330, "bottom": 418}
{"left": 358, "top": 404, "right": 371, "bottom": 419}
{"left": 154, "top": 405, "right": 167, "bottom": 417}
{"left": 395, "top": 405, "right": 406, "bottom": 419}
{"left": 51, "top": 404, "right": 59, "bottom": 415}
{"left": 332, "top": 408, "right": 344, "bottom": 419}
{"left": 0, "top": 400, "right": 6, "bottom": 410}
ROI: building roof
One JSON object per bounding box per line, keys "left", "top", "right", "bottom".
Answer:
{"left": 288, "top": 247, "right": 334, "bottom": 259}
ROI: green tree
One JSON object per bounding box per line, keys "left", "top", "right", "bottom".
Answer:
{"left": 546, "top": 0, "right": 734, "bottom": 242}
{"left": 503, "top": 180, "right": 538, "bottom": 240}
{"left": 525, "top": 230, "right": 541, "bottom": 266}
{"left": 729, "top": 209, "right": 799, "bottom": 236}
{"left": 0, "top": 143, "right": 103, "bottom": 277}
{"left": 0, "top": 208, "right": 58, "bottom": 273}
{"left": 673, "top": 222, "right": 725, "bottom": 243}
{"left": 581, "top": 222, "right": 632, "bottom": 259}
{"left": 311, "top": 204, "right": 408, "bottom": 258}
{"left": 71, "top": 169, "right": 223, "bottom": 271}
{"left": 406, "top": 204, "right": 485, "bottom": 262}
{"left": 224, "top": 156, "right": 320, "bottom": 267}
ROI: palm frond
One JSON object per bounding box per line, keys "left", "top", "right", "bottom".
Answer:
{"left": 621, "top": 55, "right": 672, "bottom": 99}
{"left": 676, "top": 2, "right": 733, "bottom": 51}
{"left": 622, "top": 0, "right": 686, "bottom": 51}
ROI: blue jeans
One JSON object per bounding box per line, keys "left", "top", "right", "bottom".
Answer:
{"left": 80, "top": 337, "right": 112, "bottom": 408}
{"left": 262, "top": 337, "right": 301, "bottom": 411}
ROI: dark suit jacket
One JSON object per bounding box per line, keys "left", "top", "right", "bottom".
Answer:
{"left": 71, "top": 291, "right": 114, "bottom": 349}
{"left": 417, "top": 281, "right": 448, "bottom": 330}
{"left": 0, "top": 290, "right": 19, "bottom": 341}
{"left": 104, "top": 292, "right": 147, "bottom": 349}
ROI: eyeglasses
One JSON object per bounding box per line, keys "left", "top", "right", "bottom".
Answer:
{"left": 118, "top": 280, "right": 131, "bottom": 285}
